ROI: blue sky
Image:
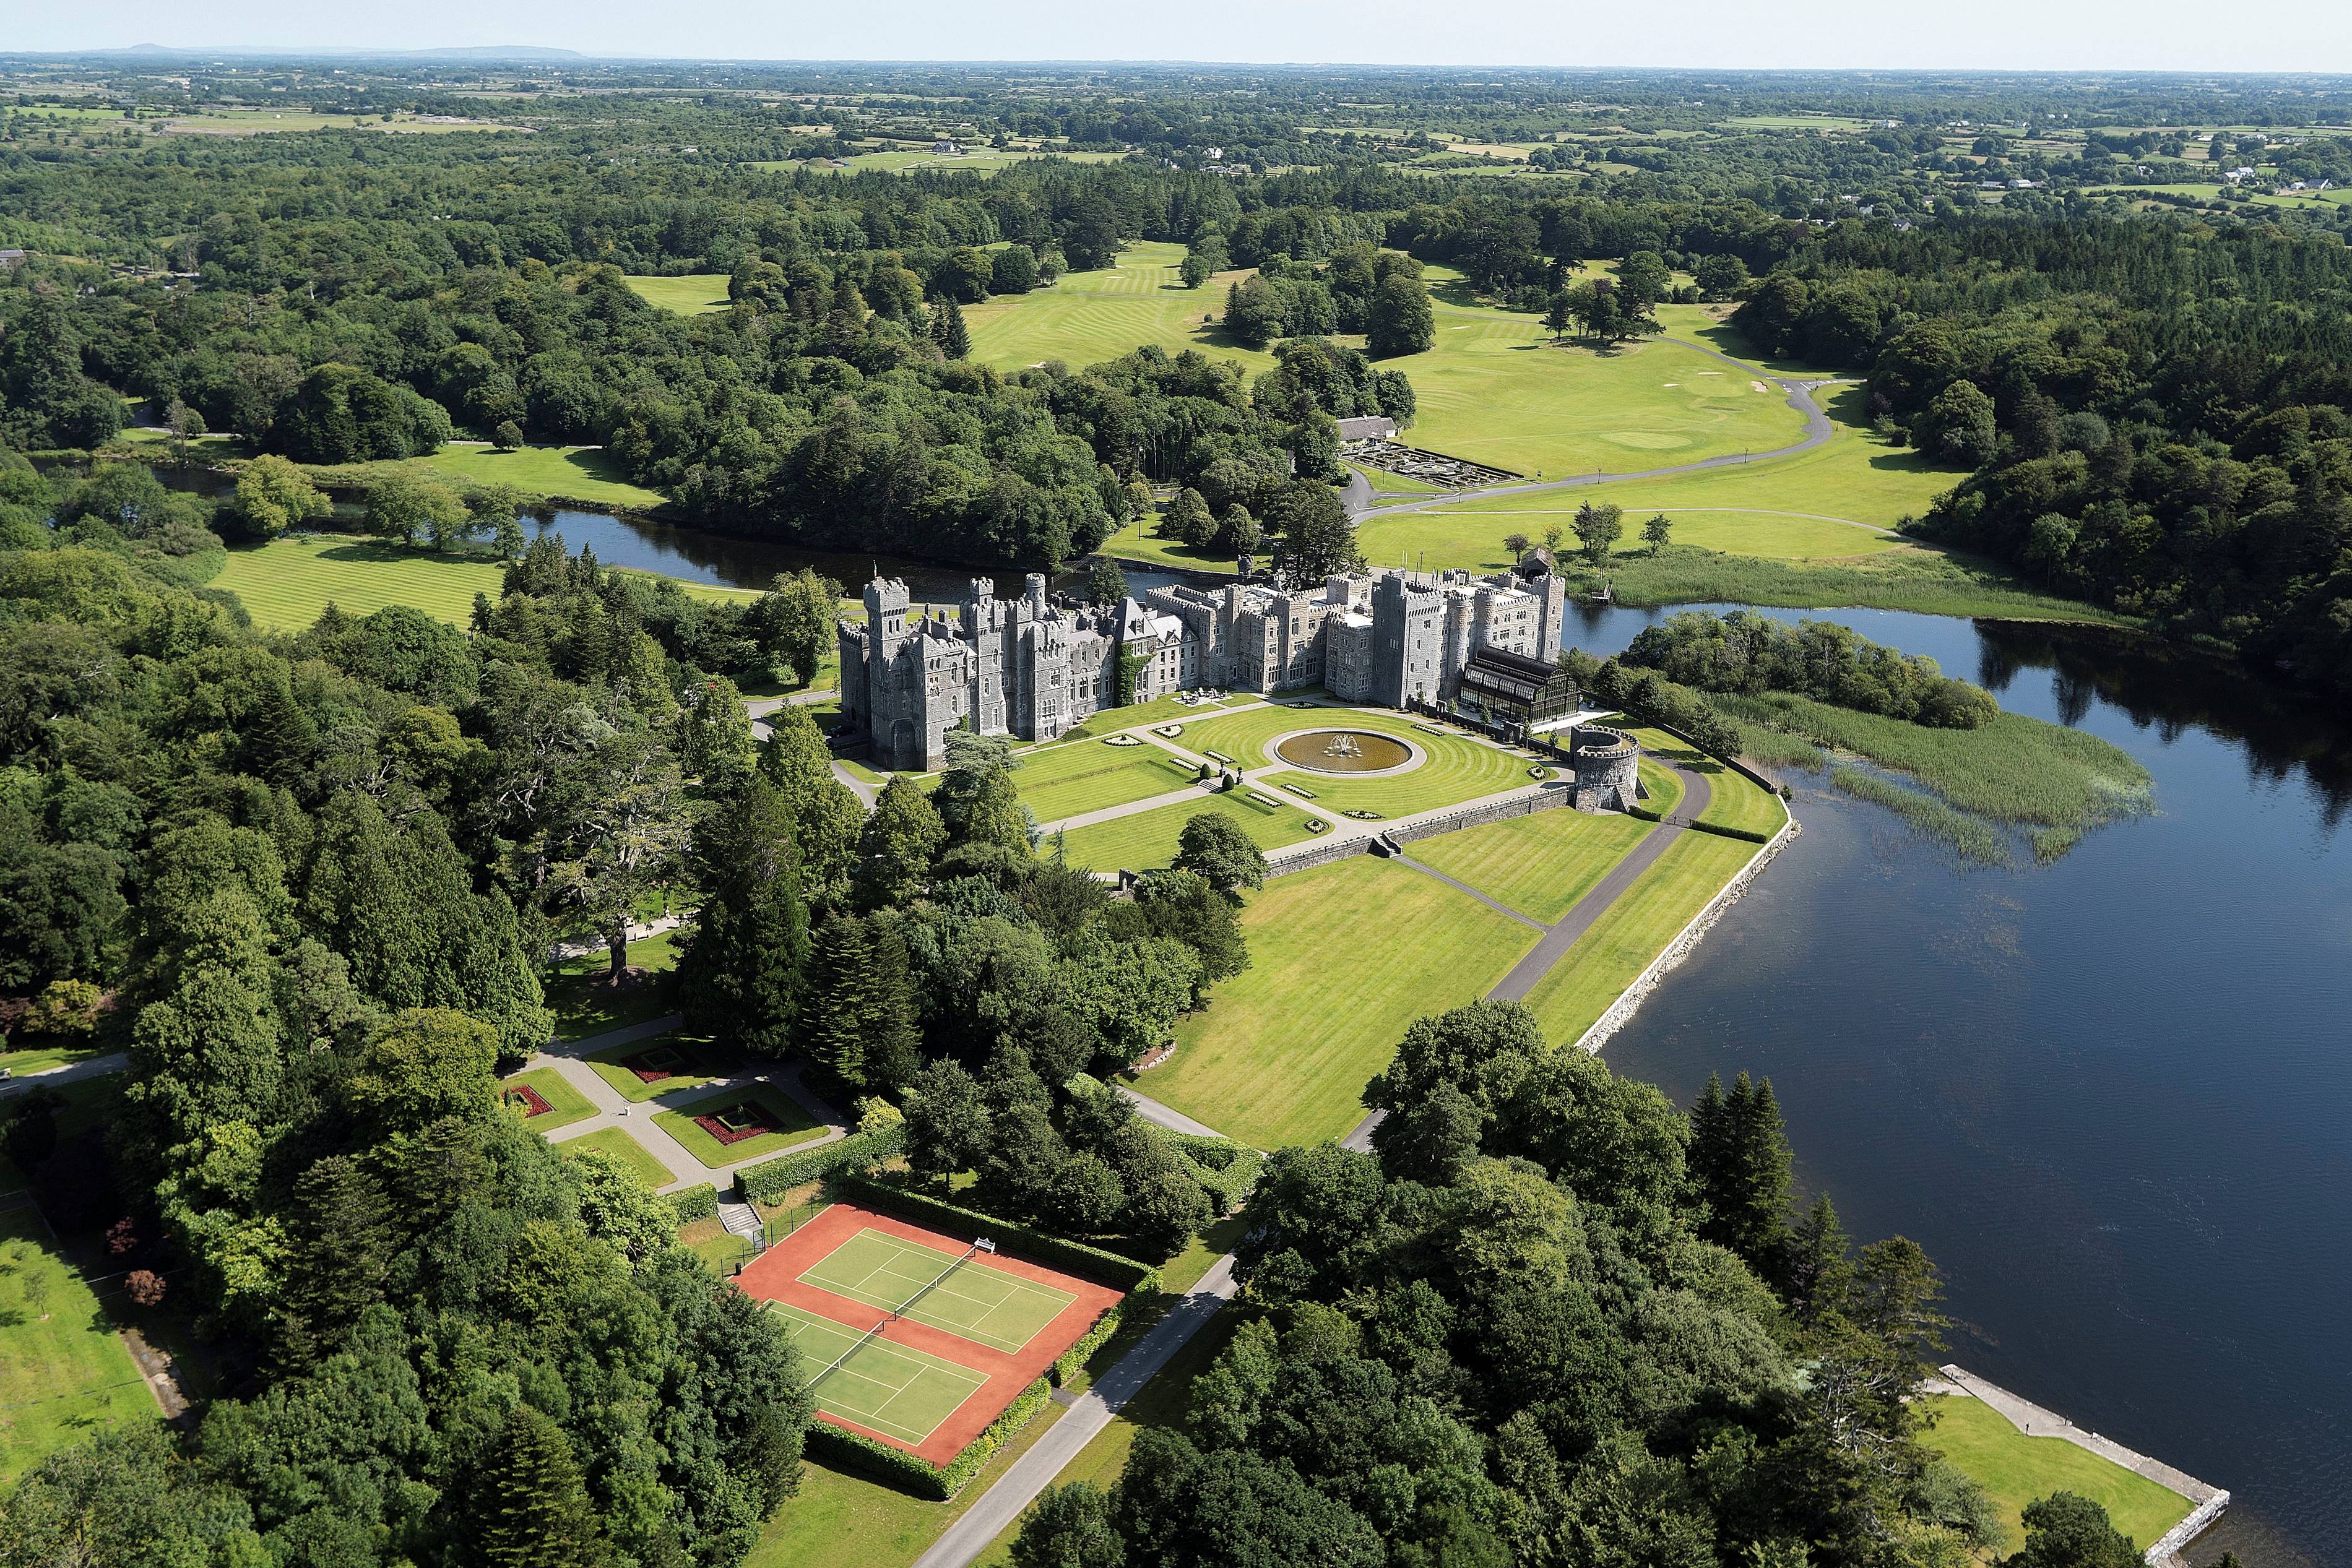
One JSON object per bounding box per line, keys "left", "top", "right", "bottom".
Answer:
{"left": 10, "top": 0, "right": 2351, "bottom": 73}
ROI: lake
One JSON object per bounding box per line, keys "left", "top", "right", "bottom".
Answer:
{"left": 543, "top": 507, "right": 2348, "bottom": 1561}
{"left": 1565, "top": 602, "right": 2351, "bottom": 1567}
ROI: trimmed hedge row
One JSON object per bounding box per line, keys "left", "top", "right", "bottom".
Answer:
{"left": 834, "top": 1174, "right": 1160, "bottom": 1293}
{"left": 735, "top": 1124, "right": 905, "bottom": 1204}
{"left": 806, "top": 1375, "right": 1055, "bottom": 1501}
{"left": 1627, "top": 806, "right": 1773, "bottom": 845}
{"left": 668, "top": 1183, "right": 719, "bottom": 1223}
{"left": 1169, "top": 1133, "right": 1264, "bottom": 1216}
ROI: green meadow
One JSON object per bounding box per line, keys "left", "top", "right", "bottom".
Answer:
{"left": 411, "top": 443, "right": 667, "bottom": 509}
{"left": 963, "top": 241, "right": 1279, "bottom": 373}
{"left": 625, "top": 274, "right": 734, "bottom": 314}
{"left": 0, "top": 1208, "right": 158, "bottom": 1481}
{"left": 1923, "top": 1395, "right": 2191, "bottom": 1552}
{"left": 1141, "top": 855, "right": 1541, "bottom": 1147}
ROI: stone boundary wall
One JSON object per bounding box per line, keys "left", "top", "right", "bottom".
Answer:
{"left": 1571, "top": 813, "right": 1801, "bottom": 1056}
{"left": 1263, "top": 834, "right": 1377, "bottom": 879}
{"left": 1386, "top": 786, "right": 1576, "bottom": 847}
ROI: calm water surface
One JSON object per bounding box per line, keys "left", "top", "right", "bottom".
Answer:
{"left": 1567, "top": 603, "right": 2351, "bottom": 1567}
{"left": 548, "top": 512, "right": 2351, "bottom": 1561}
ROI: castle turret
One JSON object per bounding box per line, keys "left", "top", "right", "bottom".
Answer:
{"left": 1569, "top": 725, "right": 1641, "bottom": 813}
{"left": 1025, "top": 572, "right": 1048, "bottom": 619}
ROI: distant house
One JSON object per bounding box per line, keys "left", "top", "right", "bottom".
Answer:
{"left": 1204, "top": 145, "right": 1224, "bottom": 160}
{"left": 1335, "top": 415, "right": 1398, "bottom": 442}
{"left": 932, "top": 138, "right": 964, "bottom": 155}
{"left": 0, "top": 249, "right": 26, "bottom": 270}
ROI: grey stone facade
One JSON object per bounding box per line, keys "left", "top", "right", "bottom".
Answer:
{"left": 1568, "top": 725, "right": 1641, "bottom": 812}
{"left": 838, "top": 565, "right": 1567, "bottom": 768}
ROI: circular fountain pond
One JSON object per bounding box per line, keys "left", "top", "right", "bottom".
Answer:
{"left": 1273, "top": 730, "right": 1418, "bottom": 774}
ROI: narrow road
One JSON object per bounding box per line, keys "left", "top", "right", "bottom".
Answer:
{"left": 1346, "top": 346, "right": 1850, "bottom": 521}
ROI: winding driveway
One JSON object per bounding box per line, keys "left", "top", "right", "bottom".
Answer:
{"left": 1348, "top": 340, "right": 1850, "bottom": 522}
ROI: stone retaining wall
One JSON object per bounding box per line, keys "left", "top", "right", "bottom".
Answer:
{"left": 1386, "top": 786, "right": 1576, "bottom": 847}
{"left": 1572, "top": 814, "right": 1801, "bottom": 1055}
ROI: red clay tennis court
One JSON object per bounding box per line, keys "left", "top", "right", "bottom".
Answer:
{"left": 736, "top": 1201, "right": 1122, "bottom": 1464}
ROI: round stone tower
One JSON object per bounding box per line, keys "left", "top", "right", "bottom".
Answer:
{"left": 1569, "top": 725, "right": 1640, "bottom": 813}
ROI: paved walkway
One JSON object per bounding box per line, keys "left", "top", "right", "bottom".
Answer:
{"left": 531, "top": 1015, "right": 848, "bottom": 1194}
{"left": 909, "top": 1256, "right": 1240, "bottom": 1568}
{"left": 0, "top": 1049, "right": 131, "bottom": 1098}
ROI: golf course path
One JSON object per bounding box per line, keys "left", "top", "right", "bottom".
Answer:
{"left": 1349, "top": 353, "right": 1851, "bottom": 521}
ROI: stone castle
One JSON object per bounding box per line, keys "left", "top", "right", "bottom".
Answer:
{"left": 837, "top": 566, "right": 1570, "bottom": 771}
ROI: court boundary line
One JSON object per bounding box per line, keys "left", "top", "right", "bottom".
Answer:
{"left": 766, "top": 1301, "right": 990, "bottom": 1447}
{"left": 798, "top": 1228, "right": 1078, "bottom": 1354}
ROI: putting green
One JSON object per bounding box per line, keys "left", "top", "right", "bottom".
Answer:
{"left": 769, "top": 1302, "right": 990, "bottom": 1447}
{"left": 801, "top": 1228, "right": 1074, "bottom": 1355}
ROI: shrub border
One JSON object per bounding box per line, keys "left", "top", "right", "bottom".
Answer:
{"left": 804, "top": 1374, "right": 1055, "bottom": 1501}
{"left": 668, "top": 1182, "right": 719, "bottom": 1222}
{"left": 734, "top": 1124, "right": 905, "bottom": 1204}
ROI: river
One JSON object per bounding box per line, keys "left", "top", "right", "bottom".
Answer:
{"left": 556, "top": 507, "right": 2348, "bottom": 1562}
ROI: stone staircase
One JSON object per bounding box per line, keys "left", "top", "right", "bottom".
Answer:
{"left": 717, "top": 1199, "right": 766, "bottom": 1257}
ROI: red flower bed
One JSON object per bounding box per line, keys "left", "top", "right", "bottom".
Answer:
{"left": 621, "top": 1045, "right": 688, "bottom": 1083}
{"left": 693, "top": 1101, "right": 779, "bottom": 1146}
{"left": 504, "top": 1083, "right": 554, "bottom": 1118}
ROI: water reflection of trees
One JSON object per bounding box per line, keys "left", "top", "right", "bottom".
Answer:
{"left": 1977, "top": 623, "right": 2352, "bottom": 829}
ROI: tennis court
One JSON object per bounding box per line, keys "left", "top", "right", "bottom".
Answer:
{"left": 800, "top": 1227, "right": 1076, "bottom": 1355}
{"left": 767, "top": 1301, "right": 990, "bottom": 1446}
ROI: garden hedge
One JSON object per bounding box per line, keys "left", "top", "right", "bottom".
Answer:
{"left": 734, "top": 1124, "right": 905, "bottom": 1204}
{"left": 1169, "top": 1133, "right": 1264, "bottom": 1215}
{"left": 834, "top": 1174, "right": 1160, "bottom": 1293}
{"left": 667, "top": 1183, "right": 718, "bottom": 1223}
{"left": 806, "top": 1376, "right": 1055, "bottom": 1501}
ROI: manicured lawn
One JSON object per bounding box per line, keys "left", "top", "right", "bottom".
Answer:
{"left": 1013, "top": 738, "right": 1203, "bottom": 823}
{"left": 499, "top": 1067, "right": 599, "bottom": 1132}
{"left": 1922, "top": 1394, "right": 2192, "bottom": 1553}
{"left": 0, "top": 1043, "right": 102, "bottom": 1077}
{"left": 215, "top": 536, "right": 508, "bottom": 631}
{"left": 652, "top": 1085, "right": 826, "bottom": 1169}
{"left": 1055, "top": 692, "right": 1262, "bottom": 744}
{"left": 1141, "top": 856, "right": 1541, "bottom": 1147}
{"left": 0, "top": 1207, "right": 158, "bottom": 1482}
{"left": 1058, "top": 787, "right": 1318, "bottom": 873}
{"left": 585, "top": 1031, "right": 730, "bottom": 1103}
{"left": 1622, "top": 728, "right": 1789, "bottom": 839}
{"left": 1256, "top": 734, "right": 1536, "bottom": 820}
{"left": 543, "top": 930, "right": 683, "bottom": 1041}
{"left": 963, "top": 242, "right": 1279, "bottom": 374}
{"left": 555, "top": 1127, "right": 672, "bottom": 1189}
{"left": 1638, "top": 757, "right": 1684, "bottom": 818}
{"left": 625, "top": 274, "right": 733, "bottom": 314}
{"left": 1409, "top": 809, "right": 1655, "bottom": 923}
{"left": 412, "top": 443, "right": 666, "bottom": 510}
{"left": 1520, "top": 830, "right": 1761, "bottom": 1046}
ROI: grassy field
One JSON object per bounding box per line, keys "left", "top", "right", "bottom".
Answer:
{"left": 1407, "top": 808, "right": 1655, "bottom": 923}
{"left": 0, "top": 1208, "right": 157, "bottom": 1481}
{"left": 1520, "top": 830, "right": 1762, "bottom": 1048}
{"left": 1922, "top": 1395, "right": 2192, "bottom": 1552}
{"left": 652, "top": 1086, "right": 825, "bottom": 1168}
{"left": 1637, "top": 757, "right": 1684, "bottom": 819}
{"left": 963, "top": 242, "right": 1278, "bottom": 374}
{"left": 626, "top": 274, "right": 733, "bottom": 314}
{"left": 1058, "top": 788, "right": 1318, "bottom": 872}
{"left": 412, "top": 444, "right": 666, "bottom": 509}
{"left": 544, "top": 930, "right": 683, "bottom": 1041}
{"left": 584, "top": 1031, "right": 727, "bottom": 1103}
{"left": 555, "top": 1127, "right": 672, "bottom": 1189}
{"left": 215, "top": 536, "right": 507, "bottom": 631}
{"left": 499, "top": 1067, "right": 599, "bottom": 1132}
{"left": 1140, "top": 856, "right": 1541, "bottom": 1147}
{"left": 1013, "top": 738, "right": 1203, "bottom": 823}
{"left": 0, "top": 1042, "right": 102, "bottom": 1077}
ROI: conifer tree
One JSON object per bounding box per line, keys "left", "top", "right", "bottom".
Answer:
{"left": 1780, "top": 1193, "right": 1854, "bottom": 1323}
{"left": 803, "top": 913, "right": 873, "bottom": 1087}
{"left": 478, "top": 1405, "right": 610, "bottom": 1568}
{"left": 1688, "top": 1070, "right": 1793, "bottom": 1269}
{"left": 933, "top": 298, "right": 971, "bottom": 360}
{"left": 279, "top": 1155, "right": 394, "bottom": 1364}
{"left": 678, "top": 780, "right": 809, "bottom": 1053}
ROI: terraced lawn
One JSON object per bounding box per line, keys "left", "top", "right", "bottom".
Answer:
{"left": 1923, "top": 1395, "right": 2192, "bottom": 1553}
{"left": 499, "top": 1067, "right": 599, "bottom": 1132}
{"left": 0, "top": 1208, "right": 157, "bottom": 1482}
{"left": 556, "top": 1127, "right": 672, "bottom": 1189}
{"left": 652, "top": 1085, "right": 826, "bottom": 1169}
{"left": 1409, "top": 809, "right": 1656, "bottom": 923}
{"left": 1519, "top": 830, "right": 1762, "bottom": 1047}
{"left": 1058, "top": 788, "right": 1319, "bottom": 872}
{"left": 1142, "top": 855, "right": 1541, "bottom": 1147}
{"left": 1014, "top": 738, "right": 1203, "bottom": 822}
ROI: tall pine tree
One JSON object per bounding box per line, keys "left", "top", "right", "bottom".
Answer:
{"left": 477, "top": 1405, "right": 610, "bottom": 1568}
{"left": 1688, "top": 1070, "right": 1793, "bottom": 1270}
{"left": 678, "top": 780, "right": 809, "bottom": 1053}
